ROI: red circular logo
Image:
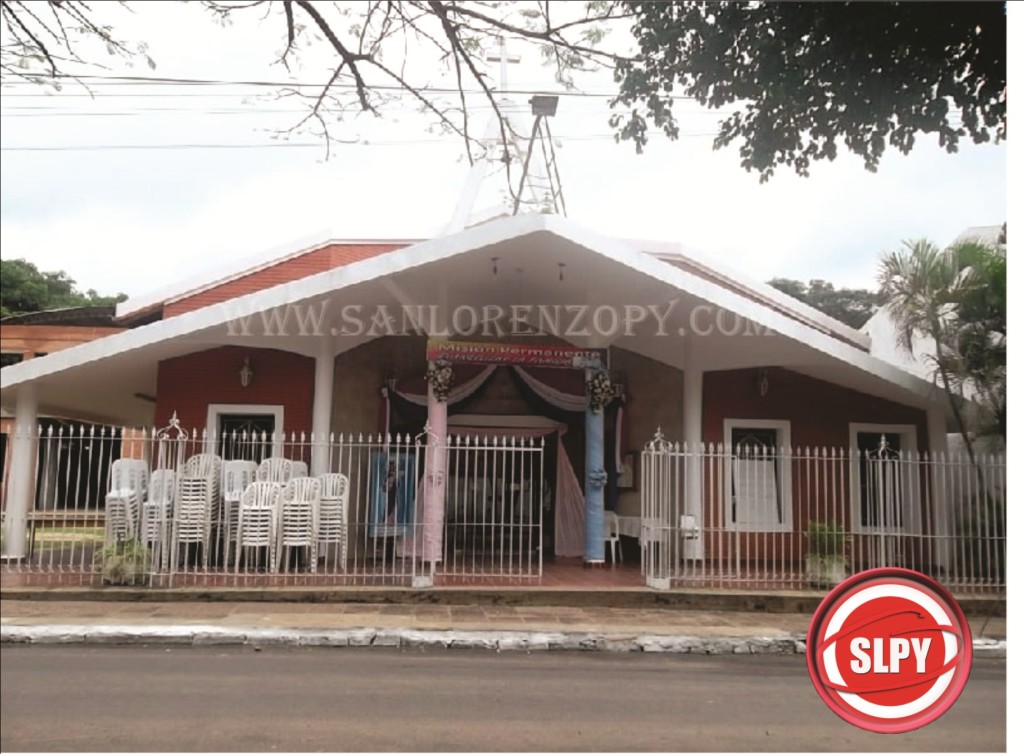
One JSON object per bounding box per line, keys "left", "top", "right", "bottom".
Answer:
{"left": 806, "top": 568, "right": 972, "bottom": 733}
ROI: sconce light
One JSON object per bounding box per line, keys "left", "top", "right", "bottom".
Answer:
{"left": 240, "top": 356, "right": 253, "bottom": 388}
{"left": 558, "top": 263, "right": 566, "bottom": 282}
{"left": 492, "top": 257, "right": 500, "bottom": 277}
{"left": 756, "top": 368, "right": 769, "bottom": 397}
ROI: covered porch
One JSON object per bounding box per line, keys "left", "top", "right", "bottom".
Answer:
{"left": 1, "top": 215, "right": 1003, "bottom": 594}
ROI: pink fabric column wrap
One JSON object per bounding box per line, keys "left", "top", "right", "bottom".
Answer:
{"left": 422, "top": 381, "right": 447, "bottom": 563}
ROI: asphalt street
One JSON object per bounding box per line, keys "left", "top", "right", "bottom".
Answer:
{"left": 1, "top": 645, "right": 1005, "bottom": 752}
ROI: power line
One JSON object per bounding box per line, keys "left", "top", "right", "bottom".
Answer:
{"left": 1, "top": 71, "right": 650, "bottom": 100}
{"left": 0, "top": 131, "right": 718, "bottom": 152}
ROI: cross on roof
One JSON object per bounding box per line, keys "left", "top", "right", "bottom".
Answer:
{"left": 444, "top": 37, "right": 565, "bottom": 233}
{"left": 485, "top": 36, "right": 522, "bottom": 94}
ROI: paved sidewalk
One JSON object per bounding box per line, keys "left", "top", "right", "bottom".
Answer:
{"left": 0, "top": 599, "right": 1006, "bottom": 656}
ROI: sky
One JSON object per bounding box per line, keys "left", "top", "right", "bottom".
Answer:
{"left": 0, "top": 2, "right": 1012, "bottom": 302}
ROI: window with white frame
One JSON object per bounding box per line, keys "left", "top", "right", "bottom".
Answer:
{"left": 850, "top": 424, "right": 917, "bottom": 533}
{"left": 725, "top": 419, "right": 792, "bottom": 532}
{"left": 206, "top": 404, "right": 284, "bottom": 460}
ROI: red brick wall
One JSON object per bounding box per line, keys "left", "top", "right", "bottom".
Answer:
{"left": 703, "top": 367, "right": 928, "bottom": 450}
{"left": 164, "top": 243, "right": 405, "bottom": 317}
{"left": 700, "top": 367, "right": 930, "bottom": 568}
{"left": 154, "top": 346, "right": 315, "bottom": 438}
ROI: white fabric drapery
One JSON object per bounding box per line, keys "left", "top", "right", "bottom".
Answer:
{"left": 511, "top": 366, "right": 587, "bottom": 412}
{"left": 554, "top": 436, "right": 586, "bottom": 557}
{"left": 383, "top": 363, "right": 613, "bottom": 558}
{"left": 391, "top": 365, "right": 498, "bottom": 407}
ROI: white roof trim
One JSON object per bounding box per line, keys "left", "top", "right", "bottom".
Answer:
{"left": 542, "top": 216, "right": 930, "bottom": 401}
{"left": 3, "top": 214, "right": 936, "bottom": 406}
{"left": 114, "top": 229, "right": 421, "bottom": 319}
{"left": 638, "top": 246, "right": 869, "bottom": 349}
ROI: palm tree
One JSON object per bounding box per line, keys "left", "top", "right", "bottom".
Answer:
{"left": 877, "top": 239, "right": 982, "bottom": 465}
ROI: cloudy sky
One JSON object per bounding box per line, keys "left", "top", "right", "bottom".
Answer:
{"left": 0, "top": 2, "right": 1012, "bottom": 300}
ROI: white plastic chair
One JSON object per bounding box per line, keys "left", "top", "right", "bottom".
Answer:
{"left": 680, "top": 514, "right": 700, "bottom": 540}
{"left": 172, "top": 453, "right": 221, "bottom": 571}
{"left": 139, "top": 469, "right": 176, "bottom": 572}
{"left": 317, "top": 473, "right": 349, "bottom": 570}
{"left": 277, "top": 477, "right": 321, "bottom": 573}
{"left": 290, "top": 460, "right": 309, "bottom": 479}
{"left": 183, "top": 453, "right": 221, "bottom": 481}
{"left": 257, "top": 457, "right": 293, "bottom": 484}
{"left": 234, "top": 481, "right": 281, "bottom": 573}
{"left": 105, "top": 459, "right": 149, "bottom": 544}
{"left": 603, "top": 510, "right": 622, "bottom": 565}
{"left": 221, "top": 460, "right": 258, "bottom": 563}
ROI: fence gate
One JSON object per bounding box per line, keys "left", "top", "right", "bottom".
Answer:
{"left": 641, "top": 431, "right": 682, "bottom": 589}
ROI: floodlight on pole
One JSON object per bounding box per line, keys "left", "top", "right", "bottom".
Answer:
{"left": 529, "top": 95, "right": 559, "bottom": 117}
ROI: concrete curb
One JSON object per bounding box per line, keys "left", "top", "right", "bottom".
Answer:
{"left": 0, "top": 625, "right": 1006, "bottom": 658}
{"left": 1, "top": 586, "right": 1006, "bottom": 617}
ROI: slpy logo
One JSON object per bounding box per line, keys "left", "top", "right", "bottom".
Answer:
{"left": 806, "top": 568, "right": 972, "bottom": 733}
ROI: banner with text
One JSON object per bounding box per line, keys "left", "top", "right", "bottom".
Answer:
{"left": 426, "top": 339, "right": 605, "bottom": 369}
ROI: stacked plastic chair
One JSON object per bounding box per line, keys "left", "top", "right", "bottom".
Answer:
{"left": 139, "top": 469, "right": 176, "bottom": 572}
{"left": 256, "top": 457, "right": 293, "bottom": 485}
{"left": 277, "top": 476, "right": 321, "bottom": 573}
{"left": 171, "top": 453, "right": 221, "bottom": 571}
{"left": 234, "top": 481, "right": 281, "bottom": 573}
{"left": 105, "top": 459, "right": 149, "bottom": 544}
{"left": 220, "top": 460, "right": 258, "bottom": 566}
{"left": 317, "top": 473, "right": 349, "bottom": 571}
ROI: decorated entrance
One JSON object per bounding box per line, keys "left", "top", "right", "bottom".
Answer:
{"left": 379, "top": 339, "right": 620, "bottom": 575}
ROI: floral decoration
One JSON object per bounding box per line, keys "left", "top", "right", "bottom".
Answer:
{"left": 587, "top": 468, "right": 608, "bottom": 489}
{"left": 586, "top": 370, "right": 615, "bottom": 412}
{"left": 426, "top": 360, "right": 454, "bottom": 403}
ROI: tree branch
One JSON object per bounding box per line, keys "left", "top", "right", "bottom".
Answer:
{"left": 294, "top": 0, "right": 376, "bottom": 113}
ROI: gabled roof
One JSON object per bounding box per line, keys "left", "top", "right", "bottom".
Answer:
{"left": 114, "top": 231, "right": 423, "bottom": 322}
{"left": 115, "top": 217, "right": 869, "bottom": 350}
{"left": 2, "top": 213, "right": 947, "bottom": 425}
{"left": 640, "top": 242, "right": 869, "bottom": 349}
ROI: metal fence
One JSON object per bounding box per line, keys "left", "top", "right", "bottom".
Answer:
{"left": 0, "top": 422, "right": 544, "bottom": 587}
{"left": 641, "top": 431, "right": 1006, "bottom": 593}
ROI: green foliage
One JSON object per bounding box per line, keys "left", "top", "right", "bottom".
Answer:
{"left": 612, "top": 2, "right": 1006, "bottom": 181}
{"left": 768, "top": 278, "right": 881, "bottom": 329}
{"left": 954, "top": 242, "right": 1006, "bottom": 438}
{"left": 1, "top": 2, "right": 1007, "bottom": 181}
{"left": 805, "top": 520, "right": 849, "bottom": 559}
{"left": 877, "top": 237, "right": 1006, "bottom": 444}
{"left": 94, "top": 538, "right": 151, "bottom": 585}
{"left": 0, "top": 258, "right": 126, "bottom": 318}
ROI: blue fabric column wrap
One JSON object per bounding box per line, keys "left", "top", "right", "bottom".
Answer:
{"left": 584, "top": 402, "right": 606, "bottom": 562}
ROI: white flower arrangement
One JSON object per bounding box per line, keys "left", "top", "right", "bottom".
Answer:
{"left": 586, "top": 370, "right": 615, "bottom": 412}
{"left": 426, "top": 360, "right": 454, "bottom": 403}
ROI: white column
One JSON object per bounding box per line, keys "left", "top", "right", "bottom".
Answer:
{"left": 3, "top": 385, "right": 38, "bottom": 559}
{"left": 927, "top": 406, "right": 951, "bottom": 571}
{"left": 310, "top": 340, "right": 334, "bottom": 477}
{"left": 422, "top": 376, "right": 448, "bottom": 566}
{"left": 683, "top": 367, "right": 704, "bottom": 560}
